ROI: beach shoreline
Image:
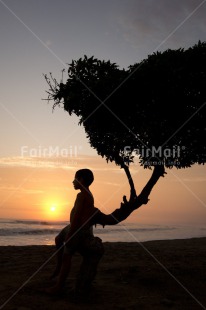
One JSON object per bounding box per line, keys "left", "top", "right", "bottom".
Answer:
{"left": 0, "top": 238, "right": 206, "bottom": 309}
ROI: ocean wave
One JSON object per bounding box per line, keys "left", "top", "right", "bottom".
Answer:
{"left": 0, "top": 226, "right": 176, "bottom": 237}
{"left": 0, "top": 228, "right": 60, "bottom": 236}
{"left": 0, "top": 219, "right": 17, "bottom": 224}
{"left": 14, "top": 220, "right": 67, "bottom": 226}
{"left": 94, "top": 227, "right": 176, "bottom": 234}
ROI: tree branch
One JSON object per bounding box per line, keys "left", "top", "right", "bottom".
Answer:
{"left": 92, "top": 164, "right": 166, "bottom": 226}
{"left": 121, "top": 163, "right": 136, "bottom": 198}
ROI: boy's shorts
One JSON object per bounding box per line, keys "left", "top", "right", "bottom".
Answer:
{"left": 57, "top": 224, "right": 71, "bottom": 241}
{"left": 57, "top": 224, "right": 99, "bottom": 256}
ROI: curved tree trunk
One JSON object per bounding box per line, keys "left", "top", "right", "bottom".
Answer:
{"left": 91, "top": 165, "right": 166, "bottom": 227}
{"left": 121, "top": 163, "right": 136, "bottom": 197}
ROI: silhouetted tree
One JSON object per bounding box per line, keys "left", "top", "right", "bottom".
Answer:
{"left": 44, "top": 41, "right": 206, "bottom": 225}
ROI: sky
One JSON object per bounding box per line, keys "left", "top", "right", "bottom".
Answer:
{"left": 0, "top": 0, "right": 206, "bottom": 225}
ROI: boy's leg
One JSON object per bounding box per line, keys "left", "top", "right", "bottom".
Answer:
{"left": 50, "top": 235, "right": 64, "bottom": 279}
{"left": 75, "top": 236, "right": 104, "bottom": 297}
{"left": 45, "top": 251, "right": 72, "bottom": 294}
{"left": 51, "top": 225, "right": 71, "bottom": 279}
{"left": 46, "top": 227, "right": 80, "bottom": 295}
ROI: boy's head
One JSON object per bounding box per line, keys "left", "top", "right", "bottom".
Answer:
{"left": 74, "top": 168, "right": 94, "bottom": 187}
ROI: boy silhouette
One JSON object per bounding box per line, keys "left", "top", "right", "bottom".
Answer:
{"left": 45, "top": 168, "right": 104, "bottom": 296}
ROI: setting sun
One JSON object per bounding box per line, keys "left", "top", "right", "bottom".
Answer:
{"left": 50, "top": 205, "right": 56, "bottom": 212}
{"left": 41, "top": 197, "right": 63, "bottom": 220}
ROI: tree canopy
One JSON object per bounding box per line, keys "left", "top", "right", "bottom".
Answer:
{"left": 45, "top": 41, "right": 206, "bottom": 170}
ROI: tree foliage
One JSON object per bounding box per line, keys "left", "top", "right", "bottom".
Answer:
{"left": 45, "top": 41, "right": 206, "bottom": 170}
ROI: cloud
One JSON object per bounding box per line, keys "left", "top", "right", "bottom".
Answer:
{"left": 98, "top": 181, "right": 121, "bottom": 187}
{"left": 0, "top": 155, "right": 122, "bottom": 172}
{"left": 0, "top": 185, "right": 44, "bottom": 195}
{"left": 45, "top": 39, "right": 52, "bottom": 47}
{"left": 116, "top": 0, "right": 206, "bottom": 57}
{"left": 0, "top": 156, "right": 78, "bottom": 170}
{"left": 171, "top": 176, "right": 206, "bottom": 183}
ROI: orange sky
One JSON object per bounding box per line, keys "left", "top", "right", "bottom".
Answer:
{"left": 1, "top": 1, "right": 206, "bottom": 228}
{"left": 0, "top": 155, "right": 206, "bottom": 226}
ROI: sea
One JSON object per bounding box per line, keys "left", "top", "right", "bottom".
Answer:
{"left": 1, "top": 218, "right": 206, "bottom": 246}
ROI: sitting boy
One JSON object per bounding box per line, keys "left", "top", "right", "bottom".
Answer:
{"left": 46, "top": 168, "right": 104, "bottom": 295}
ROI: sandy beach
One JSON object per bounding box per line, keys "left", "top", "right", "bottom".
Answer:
{"left": 0, "top": 238, "right": 206, "bottom": 310}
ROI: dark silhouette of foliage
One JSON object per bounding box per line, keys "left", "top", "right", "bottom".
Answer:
{"left": 45, "top": 41, "right": 206, "bottom": 171}
{"left": 44, "top": 41, "right": 206, "bottom": 224}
